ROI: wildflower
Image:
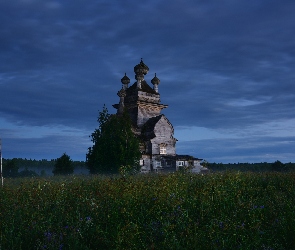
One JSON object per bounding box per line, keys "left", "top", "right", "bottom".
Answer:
{"left": 237, "top": 222, "right": 245, "bottom": 228}
{"left": 44, "top": 231, "right": 52, "bottom": 241}
{"left": 253, "top": 205, "right": 265, "bottom": 209}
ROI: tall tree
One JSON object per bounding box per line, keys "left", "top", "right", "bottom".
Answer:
{"left": 86, "top": 105, "right": 141, "bottom": 174}
{"left": 52, "top": 153, "right": 74, "bottom": 175}
{"left": 271, "top": 160, "right": 285, "bottom": 172}
{"left": 3, "top": 158, "right": 19, "bottom": 177}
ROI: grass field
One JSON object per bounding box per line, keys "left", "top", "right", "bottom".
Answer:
{"left": 1, "top": 171, "right": 295, "bottom": 249}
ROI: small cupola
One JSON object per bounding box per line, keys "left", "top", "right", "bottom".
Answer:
{"left": 134, "top": 58, "right": 149, "bottom": 89}
{"left": 121, "top": 73, "right": 130, "bottom": 90}
{"left": 151, "top": 73, "right": 160, "bottom": 93}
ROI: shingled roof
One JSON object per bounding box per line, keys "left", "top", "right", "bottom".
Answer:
{"left": 141, "top": 115, "right": 163, "bottom": 139}
{"left": 143, "top": 115, "right": 163, "bottom": 131}
{"left": 127, "top": 81, "right": 159, "bottom": 95}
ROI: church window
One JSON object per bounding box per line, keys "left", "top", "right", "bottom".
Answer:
{"left": 160, "top": 146, "right": 166, "bottom": 155}
{"left": 155, "top": 161, "right": 161, "bottom": 169}
{"left": 178, "top": 161, "right": 184, "bottom": 166}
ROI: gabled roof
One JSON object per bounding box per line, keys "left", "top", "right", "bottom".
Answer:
{"left": 142, "top": 115, "right": 163, "bottom": 132}
{"left": 127, "top": 81, "right": 159, "bottom": 95}
{"left": 141, "top": 115, "right": 163, "bottom": 139}
{"left": 141, "top": 114, "right": 176, "bottom": 141}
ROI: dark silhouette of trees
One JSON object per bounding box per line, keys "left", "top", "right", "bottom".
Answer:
{"left": 3, "top": 158, "right": 19, "bottom": 177}
{"left": 86, "top": 105, "right": 141, "bottom": 174}
{"left": 18, "top": 168, "right": 38, "bottom": 177}
{"left": 52, "top": 153, "right": 74, "bottom": 175}
{"left": 271, "top": 160, "right": 285, "bottom": 172}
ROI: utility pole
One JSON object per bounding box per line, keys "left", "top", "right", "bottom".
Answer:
{"left": 0, "top": 139, "right": 3, "bottom": 187}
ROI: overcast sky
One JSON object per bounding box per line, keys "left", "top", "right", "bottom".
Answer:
{"left": 0, "top": 0, "right": 294, "bottom": 163}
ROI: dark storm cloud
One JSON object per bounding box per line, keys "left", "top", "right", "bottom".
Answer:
{"left": 0, "top": 0, "right": 294, "bottom": 161}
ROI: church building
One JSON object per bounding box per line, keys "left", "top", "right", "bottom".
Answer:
{"left": 113, "top": 59, "right": 206, "bottom": 173}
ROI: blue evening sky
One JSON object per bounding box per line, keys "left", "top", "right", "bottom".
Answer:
{"left": 0, "top": 0, "right": 294, "bottom": 163}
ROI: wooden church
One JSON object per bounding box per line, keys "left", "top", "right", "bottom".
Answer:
{"left": 113, "top": 59, "right": 206, "bottom": 173}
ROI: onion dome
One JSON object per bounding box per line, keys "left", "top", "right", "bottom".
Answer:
{"left": 134, "top": 58, "right": 149, "bottom": 76}
{"left": 151, "top": 73, "right": 160, "bottom": 85}
{"left": 121, "top": 73, "right": 130, "bottom": 85}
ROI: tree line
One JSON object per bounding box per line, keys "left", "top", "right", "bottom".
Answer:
{"left": 1, "top": 156, "right": 86, "bottom": 178}
{"left": 205, "top": 161, "right": 295, "bottom": 172}
{"left": 3, "top": 158, "right": 294, "bottom": 178}
{"left": 2, "top": 105, "right": 294, "bottom": 177}
{"left": 2, "top": 105, "right": 141, "bottom": 177}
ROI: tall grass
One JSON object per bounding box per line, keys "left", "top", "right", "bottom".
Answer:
{"left": 1, "top": 171, "right": 295, "bottom": 249}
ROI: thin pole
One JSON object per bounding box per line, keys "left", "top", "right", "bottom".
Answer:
{"left": 0, "top": 139, "right": 3, "bottom": 187}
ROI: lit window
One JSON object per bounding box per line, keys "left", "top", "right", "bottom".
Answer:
{"left": 160, "top": 146, "right": 166, "bottom": 155}
{"left": 140, "top": 159, "right": 144, "bottom": 166}
{"left": 178, "top": 161, "right": 184, "bottom": 166}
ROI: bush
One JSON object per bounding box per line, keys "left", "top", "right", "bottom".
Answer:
{"left": 18, "top": 168, "right": 39, "bottom": 177}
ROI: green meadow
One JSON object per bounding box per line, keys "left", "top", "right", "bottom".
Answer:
{"left": 1, "top": 171, "right": 295, "bottom": 249}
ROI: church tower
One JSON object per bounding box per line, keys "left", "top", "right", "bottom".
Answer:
{"left": 113, "top": 59, "right": 177, "bottom": 172}
{"left": 114, "top": 59, "right": 168, "bottom": 128}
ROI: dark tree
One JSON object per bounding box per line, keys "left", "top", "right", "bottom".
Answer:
{"left": 18, "top": 168, "right": 39, "bottom": 177}
{"left": 52, "top": 153, "right": 74, "bottom": 175}
{"left": 271, "top": 160, "right": 285, "bottom": 172}
{"left": 86, "top": 105, "right": 141, "bottom": 174}
{"left": 3, "top": 158, "right": 19, "bottom": 177}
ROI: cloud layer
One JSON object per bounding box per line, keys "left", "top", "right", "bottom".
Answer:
{"left": 0, "top": 0, "right": 294, "bottom": 162}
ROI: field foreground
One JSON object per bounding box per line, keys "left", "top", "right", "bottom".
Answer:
{"left": 1, "top": 172, "right": 295, "bottom": 249}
